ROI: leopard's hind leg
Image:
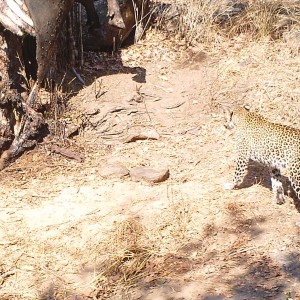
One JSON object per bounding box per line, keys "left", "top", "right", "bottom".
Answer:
{"left": 289, "top": 160, "right": 300, "bottom": 203}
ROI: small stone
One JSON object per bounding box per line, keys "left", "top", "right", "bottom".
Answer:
{"left": 65, "top": 124, "right": 80, "bottom": 138}
{"left": 130, "top": 167, "right": 169, "bottom": 183}
{"left": 99, "top": 164, "right": 129, "bottom": 179}
{"left": 204, "top": 264, "right": 217, "bottom": 274}
{"left": 187, "top": 127, "right": 201, "bottom": 136}
{"left": 85, "top": 107, "right": 100, "bottom": 115}
{"left": 283, "top": 31, "right": 300, "bottom": 52}
{"left": 124, "top": 128, "right": 160, "bottom": 143}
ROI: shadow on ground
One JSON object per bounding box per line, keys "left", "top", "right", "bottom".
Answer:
{"left": 234, "top": 160, "right": 300, "bottom": 212}
{"left": 30, "top": 204, "right": 300, "bottom": 299}
{"left": 68, "top": 50, "right": 146, "bottom": 94}
{"left": 132, "top": 204, "right": 300, "bottom": 300}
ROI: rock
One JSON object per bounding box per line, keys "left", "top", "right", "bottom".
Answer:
{"left": 65, "top": 123, "right": 80, "bottom": 138}
{"left": 124, "top": 128, "right": 160, "bottom": 143}
{"left": 212, "top": 1, "right": 247, "bottom": 24}
{"left": 85, "top": 107, "right": 100, "bottom": 116}
{"left": 204, "top": 265, "right": 216, "bottom": 274}
{"left": 99, "top": 163, "right": 129, "bottom": 178}
{"left": 130, "top": 167, "right": 169, "bottom": 183}
{"left": 82, "top": 0, "right": 150, "bottom": 50}
{"left": 283, "top": 30, "right": 300, "bottom": 52}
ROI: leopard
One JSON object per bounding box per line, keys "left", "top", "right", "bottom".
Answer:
{"left": 224, "top": 106, "right": 300, "bottom": 205}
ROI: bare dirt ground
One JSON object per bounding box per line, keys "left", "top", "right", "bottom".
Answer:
{"left": 1, "top": 30, "right": 300, "bottom": 299}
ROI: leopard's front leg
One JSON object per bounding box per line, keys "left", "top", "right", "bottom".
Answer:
{"left": 224, "top": 149, "right": 249, "bottom": 190}
{"left": 269, "top": 168, "right": 285, "bottom": 205}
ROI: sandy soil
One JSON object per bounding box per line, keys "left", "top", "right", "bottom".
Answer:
{"left": 1, "top": 31, "right": 300, "bottom": 299}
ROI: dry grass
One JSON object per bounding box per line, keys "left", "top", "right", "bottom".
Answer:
{"left": 132, "top": 0, "right": 152, "bottom": 43}
{"left": 153, "top": 0, "right": 300, "bottom": 46}
{"left": 92, "top": 198, "right": 197, "bottom": 296}
{"left": 95, "top": 217, "right": 155, "bottom": 294}
{"left": 226, "top": 0, "right": 300, "bottom": 39}
{"left": 153, "top": 0, "right": 219, "bottom": 45}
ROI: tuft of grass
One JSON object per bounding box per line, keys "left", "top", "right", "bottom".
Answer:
{"left": 95, "top": 217, "right": 154, "bottom": 294}
{"left": 169, "top": 199, "right": 193, "bottom": 240}
{"left": 226, "top": 0, "right": 300, "bottom": 40}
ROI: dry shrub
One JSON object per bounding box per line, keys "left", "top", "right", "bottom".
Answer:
{"left": 225, "top": 202, "right": 245, "bottom": 219}
{"left": 153, "top": 0, "right": 219, "bottom": 45}
{"left": 95, "top": 217, "right": 154, "bottom": 293}
{"left": 227, "top": 0, "right": 300, "bottom": 40}
{"left": 168, "top": 199, "right": 193, "bottom": 240}
{"left": 153, "top": 0, "right": 300, "bottom": 45}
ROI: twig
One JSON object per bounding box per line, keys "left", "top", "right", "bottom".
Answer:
{"left": 228, "top": 246, "right": 257, "bottom": 256}
{"left": 0, "top": 270, "right": 16, "bottom": 285}
{"left": 71, "top": 67, "right": 85, "bottom": 86}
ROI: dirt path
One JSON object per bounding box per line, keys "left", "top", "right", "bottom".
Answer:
{"left": 1, "top": 35, "right": 300, "bottom": 299}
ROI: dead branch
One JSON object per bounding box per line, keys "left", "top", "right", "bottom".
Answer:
{"left": 50, "top": 145, "right": 85, "bottom": 162}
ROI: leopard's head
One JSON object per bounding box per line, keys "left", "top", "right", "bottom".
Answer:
{"left": 224, "top": 105, "right": 250, "bottom": 129}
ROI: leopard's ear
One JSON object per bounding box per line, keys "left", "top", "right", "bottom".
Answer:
{"left": 221, "top": 105, "right": 232, "bottom": 115}
{"left": 221, "top": 106, "right": 231, "bottom": 121}
{"left": 222, "top": 106, "right": 235, "bottom": 129}
{"left": 243, "top": 104, "right": 250, "bottom": 111}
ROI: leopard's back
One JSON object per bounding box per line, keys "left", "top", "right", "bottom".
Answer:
{"left": 232, "top": 107, "right": 300, "bottom": 169}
